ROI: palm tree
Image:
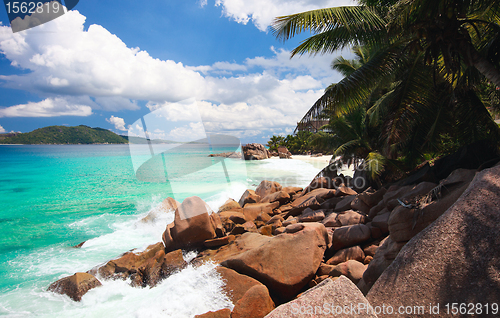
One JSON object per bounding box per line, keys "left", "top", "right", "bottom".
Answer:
{"left": 272, "top": 0, "right": 500, "bottom": 164}
{"left": 267, "top": 135, "right": 285, "bottom": 152}
{"left": 272, "top": 0, "right": 500, "bottom": 87}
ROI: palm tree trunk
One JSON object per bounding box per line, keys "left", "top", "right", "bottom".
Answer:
{"left": 463, "top": 43, "right": 500, "bottom": 88}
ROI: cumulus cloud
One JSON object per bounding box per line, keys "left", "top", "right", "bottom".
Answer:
{"left": 106, "top": 115, "right": 127, "bottom": 131}
{"left": 0, "top": 8, "right": 348, "bottom": 137}
{"left": 167, "top": 122, "right": 206, "bottom": 141}
{"left": 0, "top": 125, "right": 5, "bottom": 133}
{"left": 214, "top": 0, "right": 357, "bottom": 31}
{"left": 0, "top": 97, "right": 92, "bottom": 117}
{"left": 0, "top": 11, "right": 206, "bottom": 102}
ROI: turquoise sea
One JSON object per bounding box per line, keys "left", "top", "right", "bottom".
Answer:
{"left": 0, "top": 144, "right": 325, "bottom": 317}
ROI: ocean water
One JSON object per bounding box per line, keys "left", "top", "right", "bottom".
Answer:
{"left": 0, "top": 145, "right": 325, "bottom": 318}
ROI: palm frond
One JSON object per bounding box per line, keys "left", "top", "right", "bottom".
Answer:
{"left": 272, "top": 6, "right": 387, "bottom": 56}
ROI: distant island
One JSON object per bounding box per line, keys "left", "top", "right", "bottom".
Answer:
{"left": 0, "top": 125, "right": 128, "bottom": 145}
{"left": 0, "top": 125, "right": 181, "bottom": 145}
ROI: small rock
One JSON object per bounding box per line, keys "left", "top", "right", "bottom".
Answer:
{"left": 326, "top": 245, "right": 365, "bottom": 265}
{"left": 329, "top": 260, "right": 366, "bottom": 284}
{"left": 218, "top": 199, "right": 241, "bottom": 212}
{"left": 48, "top": 272, "right": 101, "bottom": 301}
{"left": 204, "top": 235, "right": 235, "bottom": 248}
{"left": 298, "top": 208, "right": 325, "bottom": 222}
{"left": 332, "top": 224, "right": 371, "bottom": 250}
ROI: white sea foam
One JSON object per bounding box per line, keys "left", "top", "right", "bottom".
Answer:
{"left": 1, "top": 263, "right": 232, "bottom": 318}
{"left": 1, "top": 157, "right": 327, "bottom": 317}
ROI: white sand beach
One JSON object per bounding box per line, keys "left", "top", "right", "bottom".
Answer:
{"left": 271, "top": 154, "right": 355, "bottom": 177}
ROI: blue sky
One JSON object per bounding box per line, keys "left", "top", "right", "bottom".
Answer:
{"left": 0, "top": 0, "right": 354, "bottom": 143}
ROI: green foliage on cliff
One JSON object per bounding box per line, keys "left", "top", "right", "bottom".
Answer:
{"left": 0, "top": 125, "right": 128, "bottom": 144}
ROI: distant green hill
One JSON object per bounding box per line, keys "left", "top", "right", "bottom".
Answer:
{"left": 0, "top": 125, "right": 128, "bottom": 144}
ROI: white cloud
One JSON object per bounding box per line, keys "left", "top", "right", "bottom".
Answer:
{"left": 0, "top": 9, "right": 350, "bottom": 138}
{"left": 106, "top": 115, "right": 127, "bottom": 131}
{"left": 0, "top": 97, "right": 92, "bottom": 117}
{"left": 167, "top": 122, "right": 206, "bottom": 141}
{"left": 0, "top": 125, "right": 5, "bottom": 133}
{"left": 214, "top": 0, "right": 357, "bottom": 31}
{"left": 0, "top": 11, "right": 206, "bottom": 103}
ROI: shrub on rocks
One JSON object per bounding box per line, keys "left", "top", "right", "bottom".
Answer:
{"left": 368, "top": 165, "right": 500, "bottom": 310}
{"left": 388, "top": 170, "right": 475, "bottom": 243}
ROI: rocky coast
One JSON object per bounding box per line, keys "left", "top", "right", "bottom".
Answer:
{"left": 47, "top": 144, "right": 500, "bottom": 318}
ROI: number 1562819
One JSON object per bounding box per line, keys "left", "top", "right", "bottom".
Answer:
{"left": 5, "top": 2, "right": 61, "bottom": 15}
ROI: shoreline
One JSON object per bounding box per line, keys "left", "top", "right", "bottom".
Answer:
{"left": 43, "top": 153, "right": 500, "bottom": 317}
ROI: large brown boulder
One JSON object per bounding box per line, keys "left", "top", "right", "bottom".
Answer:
{"left": 218, "top": 199, "right": 241, "bottom": 212}
{"left": 194, "top": 232, "right": 273, "bottom": 265}
{"left": 298, "top": 208, "right": 325, "bottom": 222}
{"left": 332, "top": 224, "right": 371, "bottom": 250}
{"left": 216, "top": 266, "right": 264, "bottom": 304}
{"left": 367, "top": 165, "right": 500, "bottom": 316}
{"left": 231, "top": 285, "right": 275, "bottom": 318}
{"left": 255, "top": 180, "right": 282, "bottom": 199}
{"left": 334, "top": 195, "right": 356, "bottom": 212}
{"left": 96, "top": 243, "right": 187, "bottom": 287}
{"left": 164, "top": 196, "right": 217, "bottom": 251}
{"left": 238, "top": 189, "right": 261, "bottom": 207}
{"left": 326, "top": 245, "right": 365, "bottom": 265}
{"left": 336, "top": 210, "right": 367, "bottom": 226}
{"left": 329, "top": 260, "right": 367, "bottom": 284}
{"left": 222, "top": 223, "right": 328, "bottom": 301}
{"left": 243, "top": 143, "right": 271, "bottom": 160}
{"left": 288, "top": 189, "right": 335, "bottom": 216}
{"left": 48, "top": 272, "right": 102, "bottom": 301}
{"left": 242, "top": 202, "right": 279, "bottom": 221}
{"left": 359, "top": 236, "right": 406, "bottom": 293}
{"left": 358, "top": 187, "right": 386, "bottom": 207}
{"left": 264, "top": 276, "right": 377, "bottom": 318}
{"left": 260, "top": 190, "right": 291, "bottom": 205}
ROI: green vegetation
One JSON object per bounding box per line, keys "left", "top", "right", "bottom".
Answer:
{"left": 0, "top": 125, "right": 128, "bottom": 144}
{"left": 270, "top": 0, "right": 500, "bottom": 182}
{"left": 267, "top": 131, "right": 333, "bottom": 154}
